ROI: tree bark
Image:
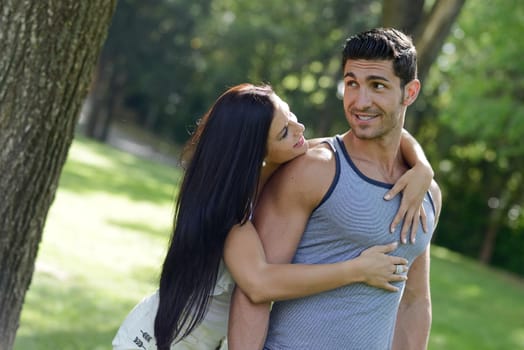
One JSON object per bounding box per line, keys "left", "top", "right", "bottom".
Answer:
{"left": 0, "top": 1, "right": 117, "bottom": 349}
{"left": 381, "top": 0, "right": 425, "bottom": 34}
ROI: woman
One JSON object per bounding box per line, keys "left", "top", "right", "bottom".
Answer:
{"left": 113, "top": 83, "right": 433, "bottom": 350}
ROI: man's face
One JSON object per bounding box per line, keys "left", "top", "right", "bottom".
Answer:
{"left": 342, "top": 59, "right": 415, "bottom": 141}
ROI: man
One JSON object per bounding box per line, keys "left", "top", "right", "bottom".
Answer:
{"left": 228, "top": 28, "right": 442, "bottom": 349}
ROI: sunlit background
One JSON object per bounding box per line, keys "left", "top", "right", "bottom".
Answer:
{"left": 12, "top": 0, "right": 524, "bottom": 349}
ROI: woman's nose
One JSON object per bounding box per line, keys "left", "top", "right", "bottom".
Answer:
{"left": 293, "top": 121, "right": 305, "bottom": 134}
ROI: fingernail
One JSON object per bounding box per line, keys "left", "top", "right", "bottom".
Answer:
{"left": 384, "top": 194, "right": 391, "bottom": 200}
{"left": 402, "top": 238, "right": 407, "bottom": 244}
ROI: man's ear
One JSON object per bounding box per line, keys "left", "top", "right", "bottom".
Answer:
{"left": 403, "top": 79, "right": 421, "bottom": 106}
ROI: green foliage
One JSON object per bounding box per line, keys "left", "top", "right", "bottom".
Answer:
{"left": 424, "top": 0, "right": 524, "bottom": 274}
{"left": 102, "top": 0, "right": 214, "bottom": 142}
{"left": 101, "top": 0, "right": 383, "bottom": 143}
{"left": 13, "top": 138, "right": 524, "bottom": 349}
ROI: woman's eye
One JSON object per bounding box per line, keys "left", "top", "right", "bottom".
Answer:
{"left": 282, "top": 127, "right": 288, "bottom": 139}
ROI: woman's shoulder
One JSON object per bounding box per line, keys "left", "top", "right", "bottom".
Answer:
{"left": 112, "top": 291, "right": 159, "bottom": 349}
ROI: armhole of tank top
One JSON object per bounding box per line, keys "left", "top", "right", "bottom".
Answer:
{"left": 425, "top": 188, "right": 437, "bottom": 218}
{"left": 311, "top": 137, "right": 341, "bottom": 212}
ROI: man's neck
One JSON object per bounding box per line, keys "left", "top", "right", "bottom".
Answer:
{"left": 343, "top": 130, "right": 406, "bottom": 183}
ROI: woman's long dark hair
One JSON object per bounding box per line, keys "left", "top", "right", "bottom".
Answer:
{"left": 154, "top": 84, "right": 275, "bottom": 349}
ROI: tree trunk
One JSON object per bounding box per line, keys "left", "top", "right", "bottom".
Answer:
{"left": 381, "top": 0, "right": 425, "bottom": 34}
{"left": 0, "top": 1, "right": 117, "bottom": 349}
{"left": 82, "top": 56, "right": 124, "bottom": 142}
{"left": 479, "top": 222, "right": 499, "bottom": 264}
{"left": 83, "top": 58, "right": 111, "bottom": 140}
{"left": 413, "top": 0, "right": 466, "bottom": 83}
{"left": 479, "top": 177, "right": 523, "bottom": 264}
{"left": 381, "top": 0, "right": 466, "bottom": 132}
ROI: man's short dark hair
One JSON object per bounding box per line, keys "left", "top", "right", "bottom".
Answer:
{"left": 342, "top": 28, "right": 417, "bottom": 87}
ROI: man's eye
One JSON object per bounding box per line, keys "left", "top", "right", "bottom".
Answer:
{"left": 375, "top": 83, "right": 385, "bottom": 89}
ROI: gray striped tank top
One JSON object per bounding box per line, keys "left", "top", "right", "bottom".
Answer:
{"left": 264, "top": 136, "right": 436, "bottom": 350}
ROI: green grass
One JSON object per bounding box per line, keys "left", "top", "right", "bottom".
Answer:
{"left": 13, "top": 137, "right": 524, "bottom": 350}
{"left": 14, "top": 137, "right": 180, "bottom": 350}
{"left": 430, "top": 246, "right": 524, "bottom": 349}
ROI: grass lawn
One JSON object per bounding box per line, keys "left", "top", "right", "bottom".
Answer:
{"left": 13, "top": 137, "right": 524, "bottom": 350}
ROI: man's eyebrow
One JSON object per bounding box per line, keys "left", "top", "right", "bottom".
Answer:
{"left": 367, "top": 75, "right": 390, "bottom": 82}
{"left": 343, "top": 72, "right": 390, "bottom": 82}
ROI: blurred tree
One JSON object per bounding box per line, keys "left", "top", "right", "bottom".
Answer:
{"left": 80, "top": 0, "right": 383, "bottom": 144}
{"left": 381, "top": 0, "right": 466, "bottom": 132}
{"left": 0, "top": 1, "right": 116, "bottom": 348}
{"left": 423, "top": 0, "right": 524, "bottom": 273}
{"left": 194, "top": 0, "right": 466, "bottom": 138}
{"left": 82, "top": 0, "right": 213, "bottom": 142}
{"left": 382, "top": 0, "right": 465, "bottom": 84}
{"left": 86, "top": 0, "right": 466, "bottom": 145}
{"left": 198, "top": 0, "right": 379, "bottom": 137}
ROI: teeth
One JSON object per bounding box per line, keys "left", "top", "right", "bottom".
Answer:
{"left": 357, "top": 114, "right": 374, "bottom": 121}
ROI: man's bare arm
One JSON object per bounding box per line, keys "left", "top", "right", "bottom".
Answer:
{"left": 227, "top": 147, "right": 333, "bottom": 349}
{"left": 392, "top": 180, "right": 441, "bottom": 350}
{"left": 386, "top": 129, "right": 434, "bottom": 241}
{"left": 392, "top": 246, "right": 431, "bottom": 350}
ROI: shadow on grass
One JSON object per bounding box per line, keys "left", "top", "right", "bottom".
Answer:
{"left": 58, "top": 137, "right": 182, "bottom": 205}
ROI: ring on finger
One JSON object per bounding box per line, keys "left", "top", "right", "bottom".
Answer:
{"left": 394, "top": 265, "right": 404, "bottom": 274}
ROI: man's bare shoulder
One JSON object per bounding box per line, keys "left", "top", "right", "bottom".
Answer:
{"left": 265, "top": 142, "right": 336, "bottom": 207}
{"left": 280, "top": 141, "right": 334, "bottom": 176}
{"left": 307, "top": 137, "right": 331, "bottom": 148}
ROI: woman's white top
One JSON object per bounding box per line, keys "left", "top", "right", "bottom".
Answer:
{"left": 112, "top": 262, "right": 233, "bottom": 350}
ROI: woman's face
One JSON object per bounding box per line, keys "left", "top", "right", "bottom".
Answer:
{"left": 265, "top": 93, "right": 307, "bottom": 165}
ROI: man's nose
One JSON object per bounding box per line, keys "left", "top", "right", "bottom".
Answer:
{"left": 354, "top": 89, "right": 372, "bottom": 109}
